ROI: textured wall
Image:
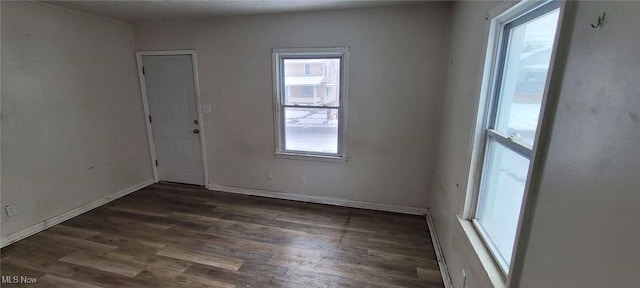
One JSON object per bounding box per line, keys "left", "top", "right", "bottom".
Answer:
{"left": 1, "top": 2, "right": 152, "bottom": 237}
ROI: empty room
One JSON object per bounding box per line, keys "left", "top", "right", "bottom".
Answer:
{"left": 1, "top": 0, "right": 638, "bottom": 287}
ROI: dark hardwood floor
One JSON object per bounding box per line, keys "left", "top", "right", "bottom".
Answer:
{"left": 1, "top": 183, "right": 444, "bottom": 287}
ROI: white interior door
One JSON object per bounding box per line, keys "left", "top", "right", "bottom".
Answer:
{"left": 142, "top": 54, "right": 204, "bottom": 185}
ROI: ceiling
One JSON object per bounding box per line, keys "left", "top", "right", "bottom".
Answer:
{"left": 43, "top": 0, "right": 425, "bottom": 23}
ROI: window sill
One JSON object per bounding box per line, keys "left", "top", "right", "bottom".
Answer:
{"left": 274, "top": 152, "right": 347, "bottom": 163}
{"left": 457, "top": 216, "right": 507, "bottom": 288}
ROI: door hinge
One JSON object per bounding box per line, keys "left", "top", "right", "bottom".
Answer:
{"left": 142, "top": 67, "right": 145, "bottom": 75}
{"left": 148, "top": 115, "right": 152, "bottom": 123}
{"left": 155, "top": 160, "right": 158, "bottom": 167}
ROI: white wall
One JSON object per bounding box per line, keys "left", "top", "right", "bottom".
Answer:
{"left": 133, "top": 4, "right": 451, "bottom": 209}
{"left": 1, "top": 2, "right": 153, "bottom": 238}
{"left": 516, "top": 1, "right": 640, "bottom": 287}
{"left": 429, "top": 1, "right": 501, "bottom": 287}
{"left": 432, "top": 1, "right": 640, "bottom": 287}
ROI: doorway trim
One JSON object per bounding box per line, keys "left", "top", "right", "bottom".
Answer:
{"left": 135, "top": 50, "right": 209, "bottom": 188}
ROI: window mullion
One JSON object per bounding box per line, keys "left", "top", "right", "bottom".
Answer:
{"left": 282, "top": 105, "right": 339, "bottom": 109}
{"left": 486, "top": 129, "right": 532, "bottom": 158}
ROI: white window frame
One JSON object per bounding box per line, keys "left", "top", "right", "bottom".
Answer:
{"left": 272, "top": 47, "right": 349, "bottom": 162}
{"left": 463, "top": 0, "right": 569, "bottom": 285}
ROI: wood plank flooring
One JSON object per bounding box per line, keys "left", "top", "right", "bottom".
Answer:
{"left": 1, "top": 183, "right": 444, "bottom": 287}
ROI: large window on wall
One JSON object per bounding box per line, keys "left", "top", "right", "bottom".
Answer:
{"left": 272, "top": 47, "right": 349, "bottom": 160}
{"left": 470, "top": 1, "right": 561, "bottom": 274}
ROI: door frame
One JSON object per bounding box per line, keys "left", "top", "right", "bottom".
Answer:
{"left": 135, "top": 50, "right": 209, "bottom": 188}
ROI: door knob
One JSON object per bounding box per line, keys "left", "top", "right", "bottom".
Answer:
{"left": 193, "top": 129, "right": 200, "bottom": 134}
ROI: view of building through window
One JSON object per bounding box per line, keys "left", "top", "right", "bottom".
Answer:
{"left": 282, "top": 58, "right": 341, "bottom": 154}
{"left": 495, "top": 8, "right": 560, "bottom": 146}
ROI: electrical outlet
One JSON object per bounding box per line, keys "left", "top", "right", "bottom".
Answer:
{"left": 462, "top": 269, "right": 467, "bottom": 288}
{"left": 201, "top": 103, "right": 212, "bottom": 114}
{"left": 266, "top": 171, "right": 273, "bottom": 180}
{"left": 5, "top": 205, "right": 18, "bottom": 217}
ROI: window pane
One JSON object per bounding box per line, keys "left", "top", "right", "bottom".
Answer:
{"left": 493, "top": 9, "right": 559, "bottom": 146}
{"left": 284, "top": 107, "right": 338, "bottom": 154}
{"left": 283, "top": 58, "right": 340, "bottom": 107}
{"left": 476, "top": 140, "right": 530, "bottom": 270}
{"left": 301, "top": 86, "right": 314, "bottom": 97}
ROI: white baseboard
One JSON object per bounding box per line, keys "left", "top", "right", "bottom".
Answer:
{"left": 208, "top": 184, "right": 428, "bottom": 215}
{"left": 0, "top": 178, "right": 155, "bottom": 248}
{"left": 426, "top": 209, "right": 453, "bottom": 288}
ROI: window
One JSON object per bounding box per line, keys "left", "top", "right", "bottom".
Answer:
{"left": 304, "top": 64, "right": 311, "bottom": 75}
{"left": 273, "top": 48, "right": 349, "bottom": 160}
{"left": 301, "top": 86, "right": 314, "bottom": 97}
{"left": 469, "top": 2, "right": 561, "bottom": 274}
